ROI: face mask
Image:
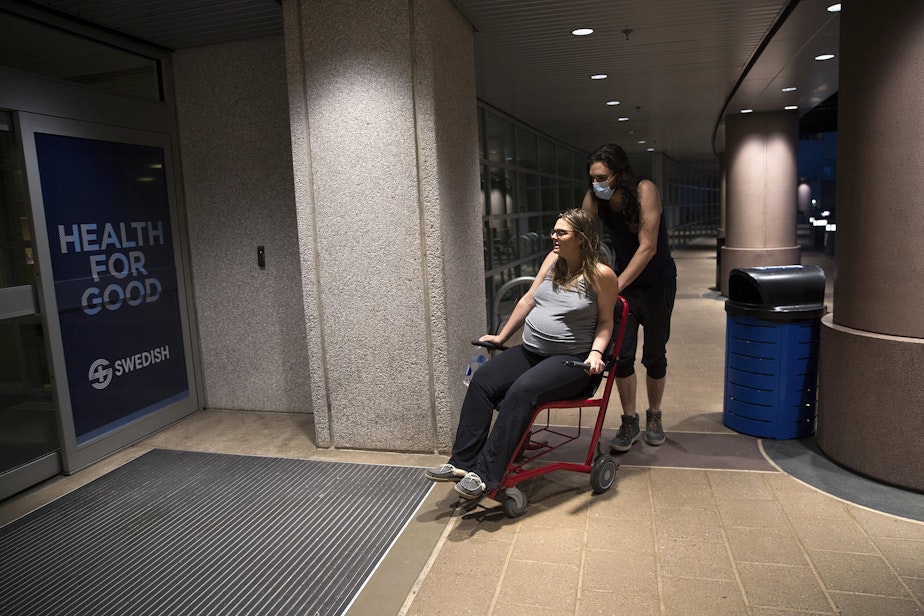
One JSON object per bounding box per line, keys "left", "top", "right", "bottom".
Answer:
{"left": 592, "top": 181, "right": 614, "bottom": 200}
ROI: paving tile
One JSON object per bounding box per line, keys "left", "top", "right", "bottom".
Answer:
{"left": 726, "top": 526, "right": 808, "bottom": 565}
{"left": 651, "top": 482, "right": 717, "bottom": 510}
{"left": 773, "top": 486, "right": 852, "bottom": 520}
{"left": 510, "top": 525, "right": 584, "bottom": 566}
{"left": 657, "top": 538, "right": 736, "bottom": 581}
{"left": 655, "top": 506, "right": 725, "bottom": 543}
{"left": 707, "top": 470, "right": 774, "bottom": 500}
{"left": 750, "top": 608, "right": 833, "bottom": 615}
{"left": 716, "top": 497, "right": 789, "bottom": 528}
{"left": 828, "top": 591, "right": 924, "bottom": 616}
{"left": 904, "top": 576, "right": 924, "bottom": 604}
{"left": 492, "top": 602, "right": 575, "bottom": 616}
{"left": 736, "top": 562, "right": 832, "bottom": 612}
{"left": 660, "top": 576, "right": 748, "bottom": 615}
{"left": 871, "top": 537, "right": 924, "bottom": 578}
{"left": 581, "top": 547, "right": 657, "bottom": 595}
{"left": 496, "top": 560, "right": 579, "bottom": 612}
{"left": 789, "top": 517, "right": 877, "bottom": 553}
{"left": 586, "top": 515, "right": 654, "bottom": 552}
{"left": 808, "top": 550, "right": 911, "bottom": 597}
{"left": 405, "top": 566, "right": 498, "bottom": 616}
{"left": 577, "top": 589, "right": 661, "bottom": 616}
{"left": 849, "top": 507, "right": 924, "bottom": 540}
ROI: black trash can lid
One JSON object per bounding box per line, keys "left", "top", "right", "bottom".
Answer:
{"left": 726, "top": 265, "right": 826, "bottom": 320}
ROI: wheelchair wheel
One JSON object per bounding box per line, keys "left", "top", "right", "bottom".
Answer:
{"left": 503, "top": 487, "right": 528, "bottom": 518}
{"left": 590, "top": 454, "right": 618, "bottom": 494}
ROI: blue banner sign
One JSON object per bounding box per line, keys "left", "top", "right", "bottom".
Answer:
{"left": 35, "top": 133, "right": 189, "bottom": 444}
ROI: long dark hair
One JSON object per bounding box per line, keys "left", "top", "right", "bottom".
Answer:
{"left": 586, "top": 143, "right": 641, "bottom": 226}
{"left": 551, "top": 209, "right": 602, "bottom": 292}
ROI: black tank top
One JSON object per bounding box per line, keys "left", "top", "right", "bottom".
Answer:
{"left": 595, "top": 179, "right": 676, "bottom": 288}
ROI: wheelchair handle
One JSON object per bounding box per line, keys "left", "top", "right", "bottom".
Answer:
{"left": 562, "top": 360, "right": 592, "bottom": 369}
{"left": 472, "top": 339, "right": 507, "bottom": 351}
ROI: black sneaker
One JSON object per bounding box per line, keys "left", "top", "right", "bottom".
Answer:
{"left": 610, "top": 414, "right": 640, "bottom": 452}
{"left": 645, "top": 409, "right": 666, "bottom": 446}
{"left": 424, "top": 463, "right": 467, "bottom": 482}
{"left": 454, "top": 471, "right": 487, "bottom": 500}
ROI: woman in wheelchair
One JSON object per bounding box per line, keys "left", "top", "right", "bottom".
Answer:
{"left": 426, "top": 208, "right": 619, "bottom": 500}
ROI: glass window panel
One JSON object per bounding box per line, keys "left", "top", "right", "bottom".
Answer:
{"left": 573, "top": 149, "right": 585, "bottom": 180}
{"left": 538, "top": 137, "right": 555, "bottom": 174}
{"left": 515, "top": 126, "right": 537, "bottom": 170}
{"left": 518, "top": 173, "right": 539, "bottom": 213}
{"left": 487, "top": 169, "right": 514, "bottom": 216}
{"left": 556, "top": 146, "right": 571, "bottom": 178}
{"left": 0, "top": 11, "right": 162, "bottom": 101}
{"left": 484, "top": 112, "right": 514, "bottom": 165}
{"left": 539, "top": 176, "right": 556, "bottom": 214}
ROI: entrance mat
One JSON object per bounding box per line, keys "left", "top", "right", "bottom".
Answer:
{"left": 0, "top": 449, "right": 432, "bottom": 616}
{"left": 762, "top": 437, "right": 924, "bottom": 522}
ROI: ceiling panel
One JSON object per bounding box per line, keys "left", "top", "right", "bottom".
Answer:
{"left": 19, "top": 0, "right": 840, "bottom": 166}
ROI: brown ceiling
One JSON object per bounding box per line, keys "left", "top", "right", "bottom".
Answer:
{"left": 21, "top": 0, "right": 840, "bottom": 166}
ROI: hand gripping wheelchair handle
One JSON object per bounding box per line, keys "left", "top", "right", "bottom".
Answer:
{"left": 471, "top": 339, "right": 507, "bottom": 351}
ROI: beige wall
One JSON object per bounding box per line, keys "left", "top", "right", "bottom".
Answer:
{"left": 173, "top": 35, "right": 312, "bottom": 414}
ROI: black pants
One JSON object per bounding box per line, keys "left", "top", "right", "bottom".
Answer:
{"left": 449, "top": 345, "right": 591, "bottom": 490}
{"left": 614, "top": 278, "right": 677, "bottom": 379}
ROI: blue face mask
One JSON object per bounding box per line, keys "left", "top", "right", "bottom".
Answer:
{"left": 592, "top": 181, "right": 614, "bottom": 200}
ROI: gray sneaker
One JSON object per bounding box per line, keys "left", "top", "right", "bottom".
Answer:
{"left": 424, "top": 463, "right": 467, "bottom": 482}
{"left": 454, "top": 471, "right": 487, "bottom": 500}
{"left": 645, "top": 409, "right": 666, "bottom": 446}
{"left": 610, "top": 414, "right": 640, "bottom": 452}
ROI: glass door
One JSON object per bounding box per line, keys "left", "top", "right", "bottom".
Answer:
{"left": 0, "top": 118, "right": 61, "bottom": 500}
{"left": 18, "top": 112, "right": 199, "bottom": 473}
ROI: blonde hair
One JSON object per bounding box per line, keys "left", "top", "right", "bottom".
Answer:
{"left": 551, "top": 208, "right": 603, "bottom": 292}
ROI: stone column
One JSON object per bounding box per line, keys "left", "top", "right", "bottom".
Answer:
{"left": 720, "top": 111, "right": 800, "bottom": 294}
{"left": 816, "top": 0, "right": 924, "bottom": 491}
{"left": 282, "top": 0, "right": 485, "bottom": 451}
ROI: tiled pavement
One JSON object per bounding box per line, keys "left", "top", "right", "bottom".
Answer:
{"left": 2, "top": 237, "right": 922, "bottom": 615}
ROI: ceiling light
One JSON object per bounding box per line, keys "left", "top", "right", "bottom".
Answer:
{"left": 782, "top": 87, "right": 797, "bottom": 92}
{"left": 606, "top": 100, "right": 620, "bottom": 106}
{"left": 572, "top": 28, "right": 594, "bottom": 36}
{"left": 591, "top": 74, "right": 607, "bottom": 80}
{"left": 647, "top": 147, "right": 655, "bottom": 152}
{"left": 618, "top": 117, "right": 629, "bottom": 122}
{"left": 827, "top": 4, "right": 841, "bottom": 12}
{"left": 637, "top": 140, "right": 646, "bottom": 144}
{"left": 815, "top": 54, "right": 835, "bottom": 61}
{"left": 785, "top": 105, "right": 798, "bottom": 110}
{"left": 740, "top": 109, "right": 753, "bottom": 113}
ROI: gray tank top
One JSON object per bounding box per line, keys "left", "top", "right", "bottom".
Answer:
{"left": 522, "top": 272, "right": 599, "bottom": 356}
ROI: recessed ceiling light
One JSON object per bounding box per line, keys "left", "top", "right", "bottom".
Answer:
{"left": 618, "top": 117, "right": 629, "bottom": 122}
{"left": 637, "top": 140, "right": 646, "bottom": 144}
{"left": 591, "top": 74, "right": 607, "bottom": 80}
{"left": 827, "top": 4, "right": 841, "bottom": 12}
{"left": 647, "top": 147, "right": 655, "bottom": 152}
{"left": 740, "top": 109, "right": 753, "bottom": 113}
{"left": 782, "top": 87, "right": 797, "bottom": 92}
{"left": 572, "top": 28, "right": 594, "bottom": 36}
{"left": 815, "top": 54, "right": 835, "bottom": 61}
{"left": 785, "top": 105, "right": 798, "bottom": 110}
{"left": 606, "top": 100, "right": 620, "bottom": 106}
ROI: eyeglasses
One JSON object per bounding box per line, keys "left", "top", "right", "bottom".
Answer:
{"left": 550, "top": 228, "right": 571, "bottom": 238}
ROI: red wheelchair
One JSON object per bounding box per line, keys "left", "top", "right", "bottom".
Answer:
{"left": 468, "top": 295, "right": 629, "bottom": 518}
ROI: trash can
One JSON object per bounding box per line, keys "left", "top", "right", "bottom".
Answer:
{"left": 723, "top": 265, "right": 826, "bottom": 439}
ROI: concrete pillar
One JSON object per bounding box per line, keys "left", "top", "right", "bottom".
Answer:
{"left": 716, "top": 154, "right": 726, "bottom": 290}
{"left": 817, "top": 1, "right": 924, "bottom": 491}
{"left": 720, "top": 111, "right": 800, "bottom": 294}
{"left": 282, "top": 0, "right": 485, "bottom": 451}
